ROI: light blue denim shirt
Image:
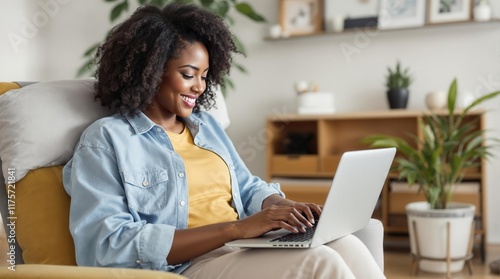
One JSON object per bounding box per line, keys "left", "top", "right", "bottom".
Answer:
{"left": 62, "top": 111, "right": 283, "bottom": 274}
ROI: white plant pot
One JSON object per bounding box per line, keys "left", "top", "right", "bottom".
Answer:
{"left": 406, "top": 202, "right": 475, "bottom": 274}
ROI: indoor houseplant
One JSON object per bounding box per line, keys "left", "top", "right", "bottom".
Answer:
{"left": 78, "top": 0, "right": 266, "bottom": 95}
{"left": 386, "top": 60, "right": 412, "bottom": 109}
{"left": 364, "top": 78, "right": 500, "bottom": 274}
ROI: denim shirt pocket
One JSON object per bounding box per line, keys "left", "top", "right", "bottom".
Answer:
{"left": 121, "top": 170, "right": 169, "bottom": 214}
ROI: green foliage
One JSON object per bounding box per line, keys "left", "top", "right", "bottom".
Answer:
{"left": 77, "top": 0, "right": 266, "bottom": 95}
{"left": 386, "top": 60, "right": 412, "bottom": 90}
{"left": 363, "top": 79, "right": 500, "bottom": 209}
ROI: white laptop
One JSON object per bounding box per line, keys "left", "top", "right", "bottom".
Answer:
{"left": 225, "top": 147, "right": 396, "bottom": 249}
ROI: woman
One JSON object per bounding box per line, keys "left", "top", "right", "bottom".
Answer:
{"left": 63, "top": 3, "right": 385, "bottom": 278}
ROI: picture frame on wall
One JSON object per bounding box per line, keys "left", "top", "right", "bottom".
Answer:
{"left": 428, "top": 0, "right": 471, "bottom": 23}
{"left": 279, "top": 0, "right": 324, "bottom": 36}
{"left": 378, "top": 0, "right": 427, "bottom": 30}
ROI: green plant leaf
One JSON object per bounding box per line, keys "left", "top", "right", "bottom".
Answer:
{"left": 232, "top": 35, "right": 246, "bottom": 56}
{"left": 211, "top": 1, "right": 229, "bottom": 17}
{"left": 110, "top": 1, "right": 130, "bottom": 22}
{"left": 200, "top": 0, "right": 214, "bottom": 6}
{"left": 386, "top": 60, "right": 411, "bottom": 90}
{"left": 463, "top": 91, "right": 500, "bottom": 115}
{"left": 77, "top": 59, "right": 95, "bottom": 77}
{"left": 233, "top": 62, "right": 247, "bottom": 74}
{"left": 221, "top": 76, "right": 234, "bottom": 97}
{"left": 447, "top": 78, "right": 457, "bottom": 114}
{"left": 152, "top": 0, "right": 172, "bottom": 5}
{"left": 235, "top": 2, "right": 266, "bottom": 22}
{"left": 83, "top": 43, "right": 100, "bottom": 57}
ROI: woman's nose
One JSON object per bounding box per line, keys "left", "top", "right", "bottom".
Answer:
{"left": 192, "top": 79, "right": 205, "bottom": 94}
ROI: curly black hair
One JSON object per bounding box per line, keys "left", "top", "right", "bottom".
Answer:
{"left": 94, "top": 3, "right": 238, "bottom": 117}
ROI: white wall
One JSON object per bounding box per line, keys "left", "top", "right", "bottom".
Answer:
{"left": 1, "top": 0, "right": 500, "bottom": 244}
{"left": 227, "top": 1, "right": 500, "bottom": 245}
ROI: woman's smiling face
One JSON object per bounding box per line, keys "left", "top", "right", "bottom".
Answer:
{"left": 155, "top": 41, "right": 209, "bottom": 118}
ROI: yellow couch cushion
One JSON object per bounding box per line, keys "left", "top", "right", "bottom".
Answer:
{"left": 0, "top": 264, "right": 186, "bottom": 279}
{"left": 13, "top": 166, "right": 76, "bottom": 265}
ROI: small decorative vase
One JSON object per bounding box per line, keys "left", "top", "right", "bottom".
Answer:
{"left": 387, "top": 88, "right": 409, "bottom": 109}
{"left": 425, "top": 91, "right": 447, "bottom": 110}
{"left": 474, "top": 2, "right": 492, "bottom": 22}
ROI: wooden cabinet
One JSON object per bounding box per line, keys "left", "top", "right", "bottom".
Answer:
{"left": 266, "top": 110, "right": 486, "bottom": 256}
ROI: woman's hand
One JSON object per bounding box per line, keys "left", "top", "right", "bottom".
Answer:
{"left": 231, "top": 195, "right": 323, "bottom": 239}
{"left": 272, "top": 198, "right": 323, "bottom": 224}
{"left": 231, "top": 205, "right": 310, "bottom": 239}
{"left": 263, "top": 194, "right": 322, "bottom": 224}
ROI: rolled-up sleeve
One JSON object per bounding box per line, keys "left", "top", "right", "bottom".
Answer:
{"left": 63, "top": 145, "right": 181, "bottom": 271}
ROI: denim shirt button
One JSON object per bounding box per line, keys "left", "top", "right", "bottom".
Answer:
{"left": 178, "top": 172, "right": 185, "bottom": 178}
{"left": 156, "top": 127, "right": 162, "bottom": 132}
{"left": 198, "top": 140, "right": 204, "bottom": 146}
{"left": 142, "top": 180, "right": 149, "bottom": 187}
{"left": 136, "top": 259, "right": 141, "bottom": 264}
{"left": 180, "top": 201, "right": 186, "bottom": 206}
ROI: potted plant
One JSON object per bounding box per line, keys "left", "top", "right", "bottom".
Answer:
{"left": 386, "top": 60, "right": 412, "bottom": 109}
{"left": 363, "top": 79, "right": 500, "bottom": 275}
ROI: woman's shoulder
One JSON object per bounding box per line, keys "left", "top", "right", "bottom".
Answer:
{"left": 78, "top": 114, "right": 129, "bottom": 144}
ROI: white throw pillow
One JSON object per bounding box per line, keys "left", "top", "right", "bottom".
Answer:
{"left": 0, "top": 79, "right": 111, "bottom": 183}
{"left": 0, "top": 79, "right": 231, "bottom": 183}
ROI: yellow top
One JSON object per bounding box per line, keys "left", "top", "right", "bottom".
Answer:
{"left": 0, "top": 82, "right": 20, "bottom": 95}
{"left": 166, "top": 126, "right": 238, "bottom": 228}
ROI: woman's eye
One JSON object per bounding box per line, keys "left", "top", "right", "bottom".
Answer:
{"left": 201, "top": 76, "right": 207, "bottom": 81}
{"left": 182, "top": 74, "right": 194, "bottom": 79}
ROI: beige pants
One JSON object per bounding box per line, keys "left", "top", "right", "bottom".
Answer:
{"left": 181, "top": 234, "right": 386, "bottom": 279}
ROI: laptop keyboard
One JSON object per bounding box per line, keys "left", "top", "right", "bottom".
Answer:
{"left": 270, "top": 222, "right": 318, "bottom": 243}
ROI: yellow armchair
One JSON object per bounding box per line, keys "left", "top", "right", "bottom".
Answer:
{"left": 0, "top": 80, "right": 185, "bottom": 279}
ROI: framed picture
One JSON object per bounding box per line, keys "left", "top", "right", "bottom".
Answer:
{"left": 279, "top": 0, "right": 324, "bottom": 36}
{"left": 428, "top": 0, "right": 471, "bottom": 23}
{"left": 378, "top": 0, "right": 426, "bottom": 30}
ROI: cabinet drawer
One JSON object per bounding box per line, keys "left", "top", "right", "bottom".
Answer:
{"left": 271, "top": 155, "right": 318, "bottom": 174}
{"left": 280, "top": 184, "right": 329, "bottom": 204}
{"left": 320, "top": 155, "right": 341, "bottom": 174}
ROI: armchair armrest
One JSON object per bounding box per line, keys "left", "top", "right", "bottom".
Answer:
{"left": 0, "top": 264, "right": 186, "bottom": 279}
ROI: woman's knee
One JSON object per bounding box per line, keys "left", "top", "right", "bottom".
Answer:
{"left": 282, "top": 247, "right": 354, "bottom": 279}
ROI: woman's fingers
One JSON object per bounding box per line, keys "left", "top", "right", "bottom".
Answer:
{"left": 267, "top": 206, "right": 310, "bottom": 233}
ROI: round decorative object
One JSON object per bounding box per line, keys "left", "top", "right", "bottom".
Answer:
{"left": 387, "top": 88, "right": 409, "bottom": 109}
{"left": 473, "top": 2, "right": 492, "bottom": 22}
{"left": 425, "top": 91, "right": 447, "bottom": 110}
{"left": 269, "top": 24, "right": 282, "bottom": 39}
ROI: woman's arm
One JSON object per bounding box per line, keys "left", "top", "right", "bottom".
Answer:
{"left": 167, "top": 203, "right": 317, "bottom": 265}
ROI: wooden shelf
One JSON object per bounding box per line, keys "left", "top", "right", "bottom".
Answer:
{"left": 264, "top": 19, "right": 499, "bottom": 41}
{"left": 266, "top": 110, "right": 487, "bottom": 256}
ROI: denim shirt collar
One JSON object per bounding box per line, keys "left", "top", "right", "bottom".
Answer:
{"left": 125, "top": 111, "right": 206, "bottom": 135}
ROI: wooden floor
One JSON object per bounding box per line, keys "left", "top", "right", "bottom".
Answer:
{"left": 0, "top": 213, "right": 498, "bottom": 278}
{"left": 384, "top": 246, "right": 500, "bottom": 278}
